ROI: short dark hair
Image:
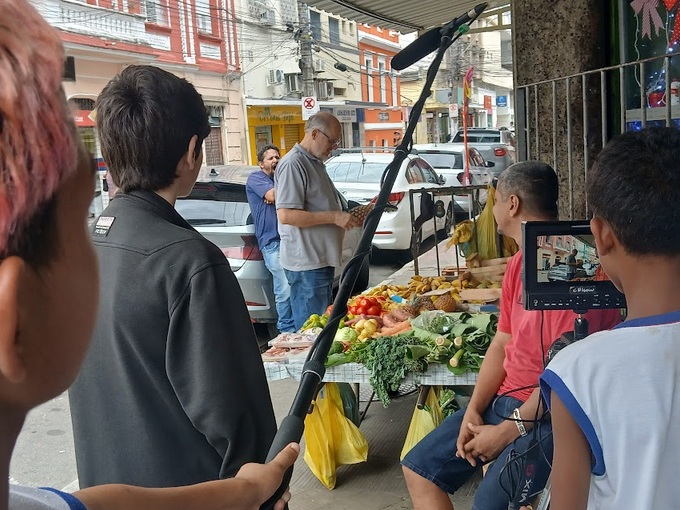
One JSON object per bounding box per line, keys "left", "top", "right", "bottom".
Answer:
{"left": 588, "top": 127, "right": 680, "bottom": 256}
{"left": 497, "top": 161, "right": 559, "bottom": 219}
{"left": 96, "top": 65, "right": 210, "bottom": 192}
{"left": 257, "top": 144, "right": 280, "bottom": 163}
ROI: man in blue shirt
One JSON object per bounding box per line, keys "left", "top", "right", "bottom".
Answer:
{"left": 246, "top": 145, "right": 295, "bottom": 333}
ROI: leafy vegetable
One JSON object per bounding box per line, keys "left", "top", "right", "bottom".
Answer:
{"left": 361, "top": 334, "right": 426, "bottom": 407}
{"left": 334, "top": 327, "right": 358, "bottom": 343}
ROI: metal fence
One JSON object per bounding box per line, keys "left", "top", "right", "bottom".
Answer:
{"left": 516, "top": 50, "right": 680, "bottom": 219}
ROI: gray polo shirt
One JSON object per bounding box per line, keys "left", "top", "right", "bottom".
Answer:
{"left": 275, "top": 143, "right": 344, "bottom": 271}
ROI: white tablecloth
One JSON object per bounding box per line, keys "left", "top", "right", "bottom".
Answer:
{"left": 264, "top": 361, "right": 477, "bottom": 386}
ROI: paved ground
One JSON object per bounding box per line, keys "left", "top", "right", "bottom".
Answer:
{"left": 270, "top": 379, "right": 480, "bottom": 510}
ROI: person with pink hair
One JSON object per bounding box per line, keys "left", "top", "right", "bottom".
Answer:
{"left": 0, "top": 2, "right": 296, "bottom": 509}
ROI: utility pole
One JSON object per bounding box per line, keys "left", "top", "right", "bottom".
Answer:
{"left": 297, "top": 2, "right": 315, "bottom": 97}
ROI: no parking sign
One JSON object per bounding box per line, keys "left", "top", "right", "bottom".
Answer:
{"left": 302, "top": 96, "right": 319, "bottom": 120}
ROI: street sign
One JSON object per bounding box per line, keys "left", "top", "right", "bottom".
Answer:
{"left": 334, "top": 107, "right": 357, "bottom": 122}
{"left": 497, "top": 95, "right": 508, "bottom": 107}
{"left": 448, "top": 103, "right": 459, "bottom": 117}
{"left": 302, "top": 96, "right": 319, "bottom": 120}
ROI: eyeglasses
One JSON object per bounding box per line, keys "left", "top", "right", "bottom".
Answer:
{"left": 317, "top": 129, "right": 342, "bottom": 148}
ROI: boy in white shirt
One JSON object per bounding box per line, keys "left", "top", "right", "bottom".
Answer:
{"left": 541, "top": 127, "right": 680, "bottom": 509}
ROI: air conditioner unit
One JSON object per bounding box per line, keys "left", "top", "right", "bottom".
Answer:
{"left": 268, "top": 69, "right": 284, "bottom": 85}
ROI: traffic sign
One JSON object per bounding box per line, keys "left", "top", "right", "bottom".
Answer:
{"left": 302, "top": 96, "right": 319, "bottom": 120}
{"left": 448, "top": 103, "right": 459, "bottom": 117}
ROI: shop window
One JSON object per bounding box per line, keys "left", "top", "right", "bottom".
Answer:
{"left": 623, "top": 0, "right": 680, "bottom": 129}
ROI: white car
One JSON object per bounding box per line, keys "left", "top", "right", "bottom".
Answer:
{"left": 412, "top": 143, "right": 495, "bottom": 217}
{"left": 326, "top": 152, "right": 453, "bottom": 251}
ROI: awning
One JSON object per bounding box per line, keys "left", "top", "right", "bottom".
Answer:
{"left": 300, "top": 0, "right": 497, "bottom": 33}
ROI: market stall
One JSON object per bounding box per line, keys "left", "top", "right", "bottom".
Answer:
{"left": 260, "top": 189, "right": 519, "bottom": 489}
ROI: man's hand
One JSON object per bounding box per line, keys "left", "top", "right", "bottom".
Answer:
{"left": 334, "top": 211, "right": 361, "bottom": 230}
{"left": 456, "top": 409, "right": 484, "bottom": 466}
{"left": 236, "top": 442, "right": 300, "bottom": 510}
{"left": 462, "top": 422, "right": 517, "bottom": 466}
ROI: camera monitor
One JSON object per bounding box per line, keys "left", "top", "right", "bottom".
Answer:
{"left": 522, "top": 221, "right": 626, "bottom": 312}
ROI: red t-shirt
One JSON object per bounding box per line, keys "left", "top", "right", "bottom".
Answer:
{"left": 497, "top": 251, "right": 621, "bottom": 402}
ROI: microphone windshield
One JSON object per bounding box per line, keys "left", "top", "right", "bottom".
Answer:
{"left": 391, "top": 27, "right": 441, "bottom": 71}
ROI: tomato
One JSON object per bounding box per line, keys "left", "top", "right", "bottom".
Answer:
{"left": 356, "top": 306, "right": 367, "bottom": 316}
{"left": 358, "top": 298, "right": 370, "bottom": 308}
{"left": 326, "top": 305, "right": 334, "bottom": 316}
{"left": 366, "top": 304, "right": 381, "bottom": 316}
{"left": 348, "top": 305, "right": 358, "bottom": 315}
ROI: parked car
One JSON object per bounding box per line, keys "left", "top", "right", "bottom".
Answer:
{"left": 547, "top": 263, "right": 587, "bottom": 281}
{"left": 325, "top": 152, "right": 453, "bottom": 251}
{"left": 175, "top": 165, "right": 369, "bottom": 338}
{"left": 450, "top": 128, "right": 516, "bottom": 175}
{"left": 411, "top": 143, "right": 495, "bottom": 218}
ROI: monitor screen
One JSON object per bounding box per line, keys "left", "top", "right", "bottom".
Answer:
{"left": 535, "top": 234, "right": 602, "bottom": 284}
{"left": 522, "top": 221, "right": 625, "bottom": 311}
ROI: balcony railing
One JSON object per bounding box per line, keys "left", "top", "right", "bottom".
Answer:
{"left": 32, "top": 0, "right": 152, "bottom": 46}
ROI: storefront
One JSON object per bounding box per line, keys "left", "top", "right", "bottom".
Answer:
{"left": 246, "top": 104, "right": 305, "bottom": 164}
{"left": 619, "top": 0, "right": 680, "bottom": 130}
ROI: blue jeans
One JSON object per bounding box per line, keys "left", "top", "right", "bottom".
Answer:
{"left": 284, "top": 266, "right": 334, "bottom": 331}
{"left": 402, "top": 395, "right": 553, "bottom": 510}
{"left": 261, "top": 241, "right": 295, "bottom": 333}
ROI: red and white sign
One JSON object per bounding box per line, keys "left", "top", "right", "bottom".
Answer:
{"left": 73, "top": 109, "right": 95, "bottom": 128}
{"left": 448, "top": 103, "right": 459, "bottom": 117}
{"left": 301, "top": 96, "right": 319, "bottom": 120}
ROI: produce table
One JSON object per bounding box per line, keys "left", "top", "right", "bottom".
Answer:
{"left": 263, "top": 360, "right": 478, "bottom": 386}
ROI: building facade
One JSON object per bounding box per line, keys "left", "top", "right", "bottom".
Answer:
{"left": 34, "top": 0, "right": 244, "bottom": 213}
{"left": 238, "top": 0, "right": 364, "bottom": 162}
{"left": 357, "top": 25, "right": 404, "bottom": 147}
{"left": 399, "top": 14, "right": 514, "bottom": 144}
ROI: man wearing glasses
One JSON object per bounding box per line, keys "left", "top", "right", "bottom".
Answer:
{"left": 275, "top": 111, "right": 361, "bottom": 330}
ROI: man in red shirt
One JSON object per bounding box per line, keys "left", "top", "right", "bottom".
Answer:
{"left": 401, "top": 161, "right": 620, "bottom": 509}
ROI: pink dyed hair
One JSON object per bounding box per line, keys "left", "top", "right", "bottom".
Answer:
{"left": 0, "top": 0, "right": 78, "bottom": 255}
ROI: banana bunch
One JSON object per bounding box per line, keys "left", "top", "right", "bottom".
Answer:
{"left": 447, "top": 220, "right": 475, "bottom": 249}
{"left": 407, "top": 275, "right": 459, "bottom": 294}
{"left": 363, "top": 283, "right": 411, "bottom": 299}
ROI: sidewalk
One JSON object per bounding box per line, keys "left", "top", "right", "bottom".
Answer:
{"left": 269, "top": 379, "right": 479, "bottom": 510}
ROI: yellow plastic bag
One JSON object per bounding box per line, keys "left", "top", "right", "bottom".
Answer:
{"left": 303, "top": 383, "right": 368, "bottom": 489}
{"left": 400, "top": 387, "right": 444, "bottom": 460}
{"left": 466, "top": 186, "right": 518, "bottom": 260}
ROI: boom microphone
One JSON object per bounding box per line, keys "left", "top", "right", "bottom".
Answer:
{"left": 391, "top": 3, "right": 488, "bottom": 71}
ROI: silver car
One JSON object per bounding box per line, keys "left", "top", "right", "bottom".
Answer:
{"left": 175, "top": 165, "right": 369, "bottom": 338}
{"left": 450, "top": 128, "right": 516, "bottom": 175}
